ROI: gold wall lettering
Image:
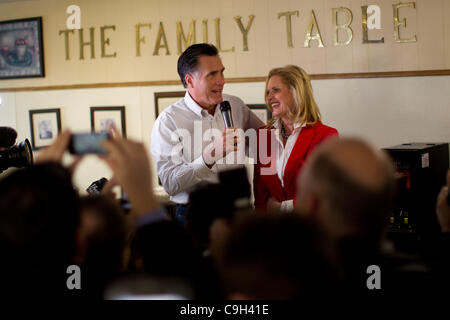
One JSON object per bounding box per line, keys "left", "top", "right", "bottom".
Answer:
{"left": 304, "top": 10, "right": 324, "bottom": 48}
{"left": 214, "top": 18, "right": 235, "bottom": 52}
{"left": 332, "top": 7, "right": 353, "bottom": 46}
{"left": 135, "top": 23, "right": 151, "bottom": 57}
{"left": 100, "top": 25, "right": 117, "bottom": 58}
{"left": 58, "top": 3, "right": 420, "bottom": 60}
{"left": 202, "top": 19, "right": 208, "bottom": 43}
{"left": 79, "top": 27, "right": 95, "bottom": 60}
{"left": 393, "top": 2, "right": 417, "bottom": 43}
{"left": 361, "top": 6, "right": 384, "bottom": 44}
{"left": 278, "top": 11, "right": 299, "bottom": 48}
{"left": 153, "top": 22, "right": 170, "bottom": 56}
{"left": 59, "top": 29, "right": 75, "bottom": 60}
{"left": 177, "top": 20, "right": 196, "bottom": 54}
{"left": 234, "top": 15, "right": 255, "bottom": 51}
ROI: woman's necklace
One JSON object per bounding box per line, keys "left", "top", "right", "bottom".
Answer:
{"left": 280, "top": 123, "right": 291, "bottom": 139}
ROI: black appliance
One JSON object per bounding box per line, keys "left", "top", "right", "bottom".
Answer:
{"left": 383, "top": 143, "right": 449, "bottom": 250}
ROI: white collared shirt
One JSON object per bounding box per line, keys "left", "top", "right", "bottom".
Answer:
{"left": 151, "top": 92, "right": 264, "bottom": 204}
{"left": 273, "top": 120, "right": 305, "bottom": 212}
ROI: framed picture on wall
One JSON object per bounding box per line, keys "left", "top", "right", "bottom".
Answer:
{"left": 29, "top": 108, "right": 61, "bottom": 150}
{"left": 90, "top": 106, "right": 126, "bottom": 137}
{"left": 154, "top": 91, "right": 185, "bottom": 118}
{"left": 0, "top": 17, "right": 45, "bottom": 80}
{"left": 248, "top": 104, "right": 271, "bottom": 124}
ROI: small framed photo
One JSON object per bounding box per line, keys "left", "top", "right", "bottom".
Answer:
{"left": 154, "top": 91, "right": 185, "bottom": 118}
{"left": 0, "top": 17, "right": 45, "bottom": 80}
{"left": 29, "top": 108, "right": 61, "bottom": 150}
{"left": 248, "top": 104, "right": 271, "bottom": 125}
{"left": 90, "top": 106, "right": 126, "bottom": 137}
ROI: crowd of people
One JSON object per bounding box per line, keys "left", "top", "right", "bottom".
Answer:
{"left": 1, "top": 43, "right": 450, "bottom": 299}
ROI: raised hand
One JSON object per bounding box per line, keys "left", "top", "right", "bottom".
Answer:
{"left": 100, "top": 127, "right": 159, "bottom": 216}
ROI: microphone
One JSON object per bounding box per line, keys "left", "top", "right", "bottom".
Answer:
{"left": 220, "top": 101, "right": 234, "bottom": 128}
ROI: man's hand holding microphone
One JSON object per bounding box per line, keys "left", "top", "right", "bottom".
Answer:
{"left": 202, "top": 101, "right": 239, "bottom": 168}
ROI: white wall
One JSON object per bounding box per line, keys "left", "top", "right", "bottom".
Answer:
{"left": 313, "top": 76, "right": 450, "bottom": 148}
{"left": 1, "top": 75, "right": 449, "bottom": 194}
{"left": 0, "top": 91, "right": 16, "bottom": 127}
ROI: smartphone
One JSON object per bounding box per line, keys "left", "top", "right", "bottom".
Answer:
{"left": 69, "top": 132, "right": 110, "bottom": 154}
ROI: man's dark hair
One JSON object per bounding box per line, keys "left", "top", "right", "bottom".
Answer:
{"left": 0, "top": 163, "right": 79, "bottom": 297}
{"left": 0, "top": 126, "right": 18, "bottom": 149}
{"left": 217, "top": 214, "right": 334, "bottom": 299}
{"left": 79, "top": 195, "right": 128, "bottom": 299}
{"left": 177, "top": 43, "right": 219, "bottom": 88}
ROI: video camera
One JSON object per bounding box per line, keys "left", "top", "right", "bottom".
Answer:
{"left": 0, "top": 139, "right": 33, "bottom": 173}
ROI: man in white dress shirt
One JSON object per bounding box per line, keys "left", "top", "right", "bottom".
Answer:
{"left": 151, "top": 43, "right": 263, "bottom": 224}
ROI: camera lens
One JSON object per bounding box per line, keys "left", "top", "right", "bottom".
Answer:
{"left": 0, "top": 139, "right": 33, "bottom": 173}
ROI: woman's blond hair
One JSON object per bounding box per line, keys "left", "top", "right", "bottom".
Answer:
{"left": 265, "top": 65, "right": 321, "bottom": 128}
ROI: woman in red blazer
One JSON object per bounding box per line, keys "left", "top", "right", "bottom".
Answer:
{"left": 254, "top": 65, "right": 338, "bottom": 212}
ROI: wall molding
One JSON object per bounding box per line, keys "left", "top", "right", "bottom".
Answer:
{"left": 1, "top": 69, "right": 450, "bottom": 92}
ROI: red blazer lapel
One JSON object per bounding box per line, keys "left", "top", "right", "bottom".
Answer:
{"left": 258, "top": 128, "right": 284, "bottom": 197}
{"left": 282, "top": 125, "right": 315, "bottom": 189}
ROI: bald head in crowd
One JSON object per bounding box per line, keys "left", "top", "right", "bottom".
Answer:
{"left": 296, "top": 137, "right": 395, "bottom": 241}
